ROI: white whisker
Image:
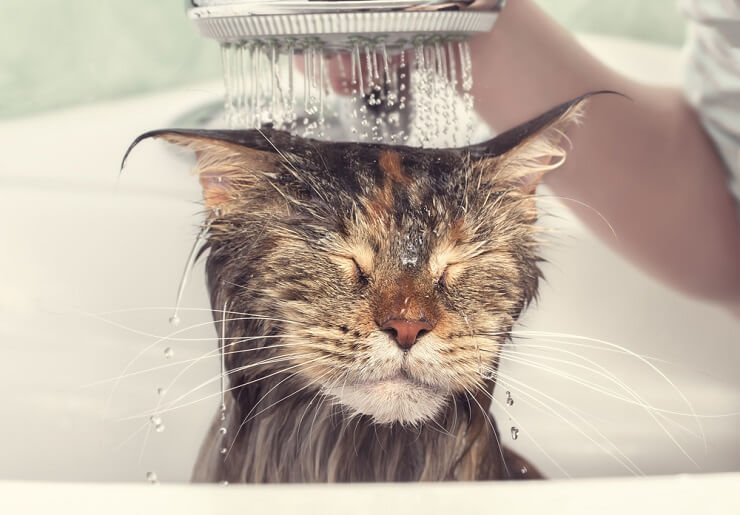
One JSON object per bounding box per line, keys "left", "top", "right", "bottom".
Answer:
{"left": 475, "top": 384, "right": 570, "bottom": 478}
{"left": 491, "top": 368, "right": 645, "bottom": 475}
{"left": 511, "top": 330, "right": 706, "bottom": 451}
{"left": 116, "top": 354, "right": 325, "bottom": 421}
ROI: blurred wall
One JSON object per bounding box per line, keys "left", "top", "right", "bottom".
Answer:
{"left": 0, "top": 0, "right": 221, "bottom": 119}
{"left": 0, "top": 0, "right": 685, "bottom": 119}
{"left": 537, "top": 0, "right": 685, "bottom": 46}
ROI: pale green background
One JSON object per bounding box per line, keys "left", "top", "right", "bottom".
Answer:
{"left": 0, "top": 0, "right": 686, "bottom": 119}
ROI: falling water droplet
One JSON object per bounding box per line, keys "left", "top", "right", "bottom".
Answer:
{"left": 506, "top": 391, "right": 514, "bottom": 407}
{"left": 156, "top": 387, "right": 166, "bottom": 396}
{"left": 163, "top": 347, "right": 174, "bottom": 359}
{"left": 270, "top": 42, "right": 278, "bottom": 122}
{"left": 218, "top": 36, "right": 477, "bottom": 146}
{"left": 149, "top": 414, "right": 165, "bottom": 433}
{"left": 510, "top": 426, "right": 519, "bottom": 440}
{"left": 168, "top": 315, "right": 180, "bottom": 327}
{"left": 217, "top": 299, "right": 230, "bottom": 467}
{"left": 287, "top": 42, "right": 296, "bottom": 126}
{"left": 220, "top": 480, "right": 229, "bottom": 486}
{"left": 146, "top": 471, "right": 158, "bottom": 484}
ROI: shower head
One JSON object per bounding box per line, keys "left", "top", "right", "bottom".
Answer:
{"left": 183, "top": 0, "right": 502, "bottom": 145}
{"left": 187, "top": 0, "right": 505, "bottom": 50}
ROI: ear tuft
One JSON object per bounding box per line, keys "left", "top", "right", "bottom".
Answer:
{"left": 122, "top": 129, "right": 282, "bottom": 212}
{"left": 466, "top": 90, "right": 626, "bottom": 193}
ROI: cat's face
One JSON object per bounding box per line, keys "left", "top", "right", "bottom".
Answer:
{"left": 126, "top": 95, "right": 588, "bottom": 426}
{"left": 293, "top": 146, "right": 540, "bottom": 425}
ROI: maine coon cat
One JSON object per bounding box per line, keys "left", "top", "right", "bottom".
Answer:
{"left": 125, "top": 92, "right": 602, "bottom": 483}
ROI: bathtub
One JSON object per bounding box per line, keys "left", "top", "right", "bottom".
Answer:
{"left": 0, "top": 33, "right": 737, "bottom": 511}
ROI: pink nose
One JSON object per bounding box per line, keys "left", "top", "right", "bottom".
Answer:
{"left": 381, "top": 319, "right": 434, "bottom": 350}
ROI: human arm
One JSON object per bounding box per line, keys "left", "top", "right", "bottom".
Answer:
{"left": 470, "top": 0, "right": 740, "bottom": 312}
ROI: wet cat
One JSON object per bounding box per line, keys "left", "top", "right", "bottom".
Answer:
{"left": 125, "top": 92, "right": 600, "bottom": 483}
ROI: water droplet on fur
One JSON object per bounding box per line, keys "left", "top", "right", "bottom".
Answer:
{"left": 510, "top": 426, "right": 519, "bottom": 440}
{"left": 399, "top": 233, "right": 420, "bottom": 267}
{"left": 506, "top": 391, "right": 514, "bottom": 406}
{"left": 146, "top": 471, "right": 158, "bottom": 484}
{"left": 163, "top": 347, "right": 174, "bottom": 359}
{"left": 218, "top": 427, "right": 227, "bottom": 435}
{"left": 220, "top": 447, "right": 228, "bottom": 455}
{"left": 220, "top": 480, "right": 229, "bottom": 486}
{"left": 521, "top": 466, "right": 528, "bottom": 475}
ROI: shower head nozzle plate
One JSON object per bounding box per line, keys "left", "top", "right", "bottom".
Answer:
{"left": 188, "top": 0, "right": 502, "bottom": 48}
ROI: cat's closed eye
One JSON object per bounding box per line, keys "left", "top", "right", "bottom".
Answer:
{"left": 351, "top": 257, "right": 370, "bottom": 285}
{"left": 329, "top": 254, "right": 371, "bottom": 284}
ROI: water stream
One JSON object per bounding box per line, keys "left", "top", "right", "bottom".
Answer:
{"left": 219, "top": 38, "right": 476, "bottom": 147}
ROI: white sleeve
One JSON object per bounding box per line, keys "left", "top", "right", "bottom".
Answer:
{"left": 681, "top": 0, "right": 740, "bottom": 207}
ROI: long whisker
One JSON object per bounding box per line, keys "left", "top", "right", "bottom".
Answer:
{"left": 499, "top": 349, "right": 704, "bottom": 441}
{"left": 510, "top": 329, "right": 706, "bottom": 450}
{"left": 498, "top": 352, "right": 705, "bottom": 455}
{"left": 296, "top": 372, "right": 343, "bottom": 456}
{"left": 489, "top": 368, "right": 646, "bottom": 475}
{"left": 459, "top": 383, "right": 510, "bottom": 478}
{"left": 158, "top": 352, "right": 322, "bottom": 412}
{"left": 116, "top": 354, "right": 323, "bottom": 421}
{"left": 309, "top": 372, "right": 343, "bottom": 451}
{"left": 84, "top": 306, "right": 308, "bottom": 326}
{"left": 480, "top": 330, "right": 664, "bottom": 363}
{"left": 227, "top": 363, "right": 330, "bottom": 457}
{"left": 245, "top": 369, "right": 332, "bottom": 428}
{"left": 99, "top": 313, "right": 304, "bottom": 414}
{"left": 79, "top": 309, "right": 305, "bottom": 342}
{"left": 510, "top": 339, "right": 672, "bottom": 365}
{"left": 499, "top": 346, "right": 710, "bottom": 437}
{"left": 120, "top": 358, "right": 327, "bottom": 458}
{"left": 474, "top": 383, "right": 571, "bottom": 478}
{"left": 535, "top": 194, "right": 618, "bottom": 241}
{"left": 83, "top": 340, "right": 309, "bottom": 388}
{"left": 114, "top": 419, "right": 150, "bottom": 452}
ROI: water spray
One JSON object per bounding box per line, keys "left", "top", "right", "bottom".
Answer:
{"left": 185, "top": 0, "right": 505, "bottom": 146}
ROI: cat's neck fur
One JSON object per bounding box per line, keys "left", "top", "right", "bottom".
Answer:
{"left": 192, "top": 377, "right": 509, "bottom": 482}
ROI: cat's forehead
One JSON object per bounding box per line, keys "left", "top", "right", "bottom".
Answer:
{"left": 298, "top": 143, "right": 468, "bottom": 267}
{"left": 293, "top": 139, "right": 464, "bottom": 210}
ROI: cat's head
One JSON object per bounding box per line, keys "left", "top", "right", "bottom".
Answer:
{"left": 126, "top": 93, "right": 596, "bottom": 426}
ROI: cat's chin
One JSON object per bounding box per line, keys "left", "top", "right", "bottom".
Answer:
{"left": 325, "top": 376, "right": 448, "bottom": 426}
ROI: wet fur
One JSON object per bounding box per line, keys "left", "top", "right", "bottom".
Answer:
{"left": 125, "top": 93, "right": 606, "bottom": 483}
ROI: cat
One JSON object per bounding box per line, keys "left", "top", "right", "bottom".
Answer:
{"left": 124, "top": 92, "right": 604, "bottom": 483}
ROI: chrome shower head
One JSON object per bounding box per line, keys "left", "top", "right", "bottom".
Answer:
{"left": 187, "top": 0, "right": 504, "bottom": 50}
{"left": 182, "top": 1, "right": 504, "bottom": 146}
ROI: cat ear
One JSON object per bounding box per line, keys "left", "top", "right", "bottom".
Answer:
{"left": 122, "top": 129, "right": 283, "bottom": 212}
{"left": 466, "top": 90, "right": 622, "bottom": 194}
